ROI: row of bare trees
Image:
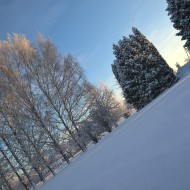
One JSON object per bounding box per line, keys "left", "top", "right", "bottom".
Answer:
{"left": 0, "top": 34, "right": 126, "bottom": 190}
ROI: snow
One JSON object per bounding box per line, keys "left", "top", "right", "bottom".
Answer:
{"left": 39, "top": 75, "right": 190, "bottom": 190}
{"left": 177, "top": 61, "right": 190, "bottom": 78}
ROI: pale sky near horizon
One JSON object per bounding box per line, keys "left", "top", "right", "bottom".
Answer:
{"left": 0, "top": 0, "right": 188, "bottom": 98}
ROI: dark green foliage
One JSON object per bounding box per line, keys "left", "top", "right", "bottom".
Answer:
{"left": 112, "top": 27, "right": 176, "bottom": 110}
{"left": 166, "top": 0, "right": 190, "bottom": 50}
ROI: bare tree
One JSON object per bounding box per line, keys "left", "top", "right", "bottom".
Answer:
{"left": 19, "top": 35, "right": 91, "bottom": 151}
{"left": 0, "top": 34, "right": 70, "bottom": 163}
{"left": 84, "top": 83, "right": 125, "bottom": 135}
{"left": 0, "top": 69, "right": 55, "bottom": 181}
{"left": 0, "top": 130, "right": 35, "bottom": 189}
{"left": 0, "top": 158, "right": 12, "bottom": 190}
{"left": 0, "top": 144, "right": 30, "bottom": 190}
{"left": 0, "top": 34, "right": 125, "bottom": 190}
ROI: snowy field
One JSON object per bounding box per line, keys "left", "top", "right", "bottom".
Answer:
{"left": 39, "top": 75, "right": 190, "bottom": 190}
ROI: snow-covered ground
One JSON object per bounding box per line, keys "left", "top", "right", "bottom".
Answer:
{"left": 39, "top": 75, "right": 190, "bottom": 190}
{"left": 177, "top": 61, "right": 190, "bottom": 78}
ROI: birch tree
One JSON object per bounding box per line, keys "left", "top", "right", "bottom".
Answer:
{"left": 83, "top": 83, "right": 125, "bottom": 136}
{"left": 0, "top": 34, "right": 70, "bottom": 163}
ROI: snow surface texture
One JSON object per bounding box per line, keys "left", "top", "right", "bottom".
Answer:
{"left": 177, "top": 61, "right": 190, "bottom": 78}
{"left": 40, "top": 75, "right": 190, "bottom": 190}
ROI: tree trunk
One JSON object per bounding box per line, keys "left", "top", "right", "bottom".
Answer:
{"left": 14, "top": 135, "right": 46, "bottom": 183}
{"left": 20, "top": 127, "right": 55, "bottom": 176}
{"left": 104, "top": 122, "right": 112, "bottom": 133}
{"left": 88, "top": 132, "right": 98, "bottom": 143}
{"left": 0, "top": 171, "right": 13, "bottom": 190}
{"left": 31, "top": 108, "right": 70, "bottom": 164}
{"left": 34, "top": 81, "right": 86, "bottom": 153}
{"left": 1, "top": 110, "right": 47, "bottom": 183}
{"left": 0, "top": 146, "right": 29, "bottom": 190}
{"left": 1, "top": 136, "right": 35, "bottom": 189}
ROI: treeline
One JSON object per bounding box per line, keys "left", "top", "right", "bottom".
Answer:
{"left": 0, "top": 35, "right": 126, "bottom": 190}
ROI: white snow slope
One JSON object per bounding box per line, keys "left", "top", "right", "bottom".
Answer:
{"left": 40, "top": 76, "right": 190, "bottom": 190}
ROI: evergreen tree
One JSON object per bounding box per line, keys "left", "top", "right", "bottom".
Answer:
{"left": 112, "top": 27, "right": 176, "bottom": 110}
{"left": 166, "top": 0, "right": 190, "bottom": 50}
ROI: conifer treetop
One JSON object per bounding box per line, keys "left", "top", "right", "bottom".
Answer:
{"left": 112, "top": 27, "right": 176, "bottom": 110}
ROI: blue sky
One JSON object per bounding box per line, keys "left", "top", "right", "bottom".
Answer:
{"left": 0, "top": 0, "right": 187, "bottom": 97}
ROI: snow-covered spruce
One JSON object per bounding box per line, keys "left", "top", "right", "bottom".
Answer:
{"left": 112, "top": 27, "right": 176, "bottom": 110}
{"left": 166, "top": 0, "right": 190, "bottom": 50}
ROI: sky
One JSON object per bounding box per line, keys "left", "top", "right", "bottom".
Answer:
{"left": 0, "top": 0, "right": 188, "bottom": 98}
